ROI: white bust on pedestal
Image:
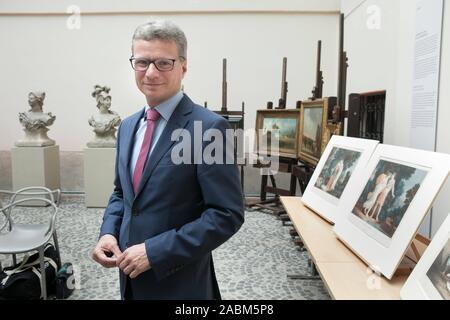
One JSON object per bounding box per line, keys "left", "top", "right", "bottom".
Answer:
{"left": 15, "top": 91, "right": 56, "bottom": 147}
{"left": 12, "top": 92, "right": 60, "bottom": 202}
{"left": 87, "top": 85, "right": 121, "bottom": 148}
{"left": 84, "top": 85, "right": 121, "bottom": 207}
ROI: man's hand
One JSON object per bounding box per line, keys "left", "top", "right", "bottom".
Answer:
{"left": 92, "top": 234, "right": 122, "bottom": 268}
{"left": 117, "top": 243, "right": 151, "bottom": 279}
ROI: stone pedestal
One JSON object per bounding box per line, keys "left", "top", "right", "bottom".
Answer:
{"left": 11, "top": 145, "right": 61, "bottom": 206}
{"left": 84, "top": 148, "right": 116, "bottom": 208}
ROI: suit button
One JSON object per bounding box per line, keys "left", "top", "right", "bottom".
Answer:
{"left": 132, "top": 208, "right": 138, "bottom": 215}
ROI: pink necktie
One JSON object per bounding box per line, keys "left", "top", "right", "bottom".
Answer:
{"left": 133, "top": 108, "right": 161, "bottom": 193}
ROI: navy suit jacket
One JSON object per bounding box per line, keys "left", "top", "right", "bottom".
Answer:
{"left": 99, "top": 94, "right": 244, "bottom": 299}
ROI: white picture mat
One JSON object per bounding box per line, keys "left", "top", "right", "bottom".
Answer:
{"left": 346, "top": 159, "right": 430, "bottom": 249}
{"left": 301, "top": 136, "right": 379, "bottom": 224}
{"left": 401, "top": 213, "right": 450, "bottom": 300}
{"left": 334, "top": 144, "right": 450, "bottom": 279}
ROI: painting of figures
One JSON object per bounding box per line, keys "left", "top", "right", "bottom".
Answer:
{"left": 336, "top": 144, "right": 450, "bottom": 280}
{"left": 314, "top": 147, "right": 362, "bottom": 199}
{"left": 301, "top": 136, "right": 378, "bottom": 224}
{"left": 301, "top": 107, "right": 323, "bottom": 159}
{"left": 426, "top": 238, "right": 450, "bottom": 299}
{"left": 351, "top": 159, "right": 428, "bottom": 238}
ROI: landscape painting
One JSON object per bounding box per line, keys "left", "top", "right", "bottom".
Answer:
{"left": 262, "top": 117, "right": 297, "bottom": 152}
{"left": 301, "top": 107, "right": 323, "bottom": 159}
{"left": 256, "top": 110, "right": 300, "bottom": 159}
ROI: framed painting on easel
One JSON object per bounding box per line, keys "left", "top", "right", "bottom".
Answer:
{"left": 298, "top": 99, "right": 331, "bottom": 166}
{"left": 255, "top": 109, "right": 301, "bottom": 159}
{"left": 301, "top": 136, "right": 379, "bottom": 224}
{"left": 334, "top": 144, "right": 450, "bottom": 279}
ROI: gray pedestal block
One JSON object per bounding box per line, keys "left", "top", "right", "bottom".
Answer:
{"left": 84, "top": 148, "right": 116, "bottom": 208}
{"left": 11, "top": 145, "right": 61, "bottom": 205}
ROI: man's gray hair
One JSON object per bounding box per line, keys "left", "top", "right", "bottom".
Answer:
{"left": 132, "top": 20, "right": 187, "bottom": 59}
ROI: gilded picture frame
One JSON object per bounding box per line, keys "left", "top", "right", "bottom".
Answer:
{"left": 299, "top": 99, "right": 330, "bottom": 165}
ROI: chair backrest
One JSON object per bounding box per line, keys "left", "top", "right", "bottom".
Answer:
{"left": 8, "top": 187, "right": 61, "bottom": 206}
{"left": 0, "top": 187, "right": 60, "bottom": 235}
{"left": 0, "top": 199, "right": 7, "bottom": 232}
{"left": 1, "top": 197, "right": 57, "bottom": 236}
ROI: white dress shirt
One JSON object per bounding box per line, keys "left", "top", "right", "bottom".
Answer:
{"left": 130, "top": 91, "right": 184, "bottom": 178}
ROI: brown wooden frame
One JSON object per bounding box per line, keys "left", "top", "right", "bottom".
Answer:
{"left": 255, "top": 109, "right": 301, "bottom": 159}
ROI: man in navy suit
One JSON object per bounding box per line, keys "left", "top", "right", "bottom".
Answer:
{"left": 92, "top": 20, "right": 244, "bottom": 299}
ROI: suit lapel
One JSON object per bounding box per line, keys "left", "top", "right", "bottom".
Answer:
{"left": 135, "top": 95, "right": 193, "bottom": 199}
{"left": 123, "top": 109, "right": 145, "bottom": 196}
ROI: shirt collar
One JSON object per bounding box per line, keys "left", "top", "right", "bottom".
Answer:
{"left": 144, "top": 91, "right": 183, "bottom": 122}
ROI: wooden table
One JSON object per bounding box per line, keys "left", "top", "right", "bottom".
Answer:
{"left": 280, "top": 196, "right": 409, "bottom": 300}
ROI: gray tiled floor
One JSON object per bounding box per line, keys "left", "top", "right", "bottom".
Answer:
{"left": 0, "top": 195, "right": 330, "bottom": 300}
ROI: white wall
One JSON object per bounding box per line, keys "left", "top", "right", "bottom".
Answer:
{"left": 432, "top": 1, "right": 450, "bottom": 236}
{"left": 343, "top": 0, "right": 450, "bottom": 236}
{"left": 0, "top": 0, "right": 340, "bottom": 13}
{"left": 0, "top": 1, "right": 340, "bottom": 152}
{"left": 343, "top": 0, "right": 401, "bottom": 144}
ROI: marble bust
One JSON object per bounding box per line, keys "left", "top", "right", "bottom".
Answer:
{"left": 87, "top": 85, "right": 121, "bottom": 148}
{"left": 15, "top": 91, "right": 56, "bottom": 147}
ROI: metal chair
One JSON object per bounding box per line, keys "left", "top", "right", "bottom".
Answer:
{"left": 0, "top": 187, "right": 61, "bottom": 300}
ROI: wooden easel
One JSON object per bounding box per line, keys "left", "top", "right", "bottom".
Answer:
{"left": 292, "top": 163, "right": 315, "bottom": 194}
{"left": 204, "top": 58, "right": 246, "bottom": 191}
{"left": 291, "top": 38, "right": 335, "bottom": 195}
{"left": 394, "top": 233, "right": 430, "bottom": 276}
{"left": 248, "top": 58, "right": 300, "bottom": 214}
{"left": 251, "top": 156, "right": 298, "bottom": 215}
{"left": 214, "top": 102, "right": 246, "bottom": 192}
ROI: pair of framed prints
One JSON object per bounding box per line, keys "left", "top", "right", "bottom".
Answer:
{"left": 301, "top": 135, "right": 450, "bottom": 299}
